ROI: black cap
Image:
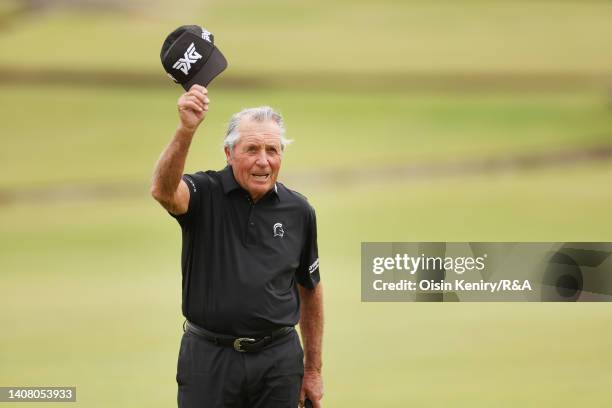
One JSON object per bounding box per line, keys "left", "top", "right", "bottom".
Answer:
{"left": 160, "top": 25, "right": 228, "bottom": 90}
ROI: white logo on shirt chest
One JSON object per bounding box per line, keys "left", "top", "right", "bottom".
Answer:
{"left": 273, "top": 223, "right": 284, "bottom": 238}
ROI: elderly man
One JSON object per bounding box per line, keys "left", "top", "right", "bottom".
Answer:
{"left": 151, "top": 84, "right": 324, "bottom": 408}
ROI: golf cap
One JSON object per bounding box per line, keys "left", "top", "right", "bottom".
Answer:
{"left": 160, "top": 25, "right": 228, "bottom": 90}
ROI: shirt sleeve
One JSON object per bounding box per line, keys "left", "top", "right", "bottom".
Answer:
{"left": 295, "top": 204, "right": 320, "bottom": 289}
{"left": 168, "top": 172, "right": 210, "bottom": 228}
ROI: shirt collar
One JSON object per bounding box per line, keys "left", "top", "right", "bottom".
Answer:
{"left": 220, "top": 165, "right": 280, "bottom": 201}
{"left": 220, "top": 165, "right": 241, "bottom": 195}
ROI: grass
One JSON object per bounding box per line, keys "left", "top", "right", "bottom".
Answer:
{"left": 0, "top": 1, "right": 611, "bottom": 74}
{"left": 2, "top": 160, "right": 612, "bottom": 406}
{"left": 1, "top": 85, "right": 611, "bottom": 189}
{"left": 1, "top": 1, "right": 612, "bottom": 406}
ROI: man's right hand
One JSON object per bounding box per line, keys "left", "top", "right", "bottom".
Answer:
{"left": 150, "top": 84, "right": 208, "bottom": 215}
{"left": 177, "top": 84, "right": 209, "bottom": 132}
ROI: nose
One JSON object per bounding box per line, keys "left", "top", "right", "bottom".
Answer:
{"left": 255, "top": 149, "right": 269, "bottom": 166}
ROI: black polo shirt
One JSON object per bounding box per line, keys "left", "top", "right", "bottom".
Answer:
{"left": 170, "top": 165, "right": 320, "bottom": 336}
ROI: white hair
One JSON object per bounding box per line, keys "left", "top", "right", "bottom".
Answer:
{"left": 223, "top": 106, "right": 292, "bottom": 154}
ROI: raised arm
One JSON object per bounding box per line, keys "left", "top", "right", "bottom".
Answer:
{"left": 150, "top": 85, "right": 209, "bottom": 215}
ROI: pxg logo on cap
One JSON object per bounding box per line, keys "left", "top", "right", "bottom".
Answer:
{"left": 160, "top": 25, "right": 228, "bottom": 90}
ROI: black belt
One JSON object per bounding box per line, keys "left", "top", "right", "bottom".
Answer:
{"left": 184, "top": 320, "right": 294, "bottom": 353}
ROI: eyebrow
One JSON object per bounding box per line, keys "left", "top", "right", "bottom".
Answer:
{"left": 243, "top": 142, "right": 280, "bottom": 147}
{"left": 241, "top": 139, "right": 281, "bottom": 150}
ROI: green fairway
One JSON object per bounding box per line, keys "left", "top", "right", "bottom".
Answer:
{"left": 1, "top": 1, "right": 612, "bottom": 75}
{"left": 1, "top": 1, "right": 612, "bottom": 406}
{"left": 1, "top": 85, "right": 611, "bottom": 189}
{"left": 2, "top": 160, "right": 612, "bottom": 407}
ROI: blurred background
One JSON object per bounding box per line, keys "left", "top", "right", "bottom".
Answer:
{"left": 1, "top": 0, "right": 612, "bottom": 406}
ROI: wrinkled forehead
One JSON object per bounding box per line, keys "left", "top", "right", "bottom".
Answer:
{"left": 237, "top": 119, "right": 282, "bottom": 146}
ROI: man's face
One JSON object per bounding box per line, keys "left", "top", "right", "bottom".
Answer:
{"left": 225, "top": 119, "right": 283, "bottom": 202}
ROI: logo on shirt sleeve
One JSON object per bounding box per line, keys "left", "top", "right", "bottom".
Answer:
{"left": 308, "top": 258, "right": 319, "bottom": 274}
{"left": 184, "top": 176, "right": 197, "bottom": 192}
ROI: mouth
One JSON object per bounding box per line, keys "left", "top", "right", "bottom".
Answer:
{"left": 251, "top": 172, "right": 270, "bottom": 183}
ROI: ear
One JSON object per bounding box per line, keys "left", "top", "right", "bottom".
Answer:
{"left": 224, "top": 146, "right": 232, "bottom": 164}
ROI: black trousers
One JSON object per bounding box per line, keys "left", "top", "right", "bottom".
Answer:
{"left": 176, "top": 329, "right": 304, "bottom": 407}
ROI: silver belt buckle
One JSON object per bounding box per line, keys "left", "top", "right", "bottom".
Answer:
{"left": 233, "top": 337, "right": 256, "bottom": 352}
